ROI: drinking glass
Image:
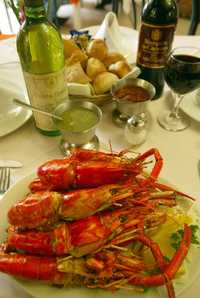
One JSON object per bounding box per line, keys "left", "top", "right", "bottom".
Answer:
{"left": 157, "top": 47, "right": 200, "bottom": 131}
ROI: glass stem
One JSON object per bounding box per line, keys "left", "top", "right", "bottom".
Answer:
{"left": 170, "top": 93, "right": 184, "bottom": 119}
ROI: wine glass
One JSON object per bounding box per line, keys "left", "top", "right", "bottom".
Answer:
{"left": 157, "top": 47, "right": 200, "bottom": 131}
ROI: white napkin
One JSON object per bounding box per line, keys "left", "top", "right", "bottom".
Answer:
{"left": 94, "top": 12, "right": 132, "bottom": 59}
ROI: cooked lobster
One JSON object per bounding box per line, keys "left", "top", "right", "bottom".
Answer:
{"left": 0, "top": 224, "right": 192, "bottom": 298}
{"left": 8, "top": 182, "right": 141, "bottom": 229}
{"left": 0, "top": 148, "right": 195, "bottom": 298}
{"left": 7, "top": 206, "right": 167, "bottom": 257}
{"left": 33, "top": 148, "right": 163, "bottom": 191}
{"left": 8, "top": 178, "right": 177, "bottom": 229}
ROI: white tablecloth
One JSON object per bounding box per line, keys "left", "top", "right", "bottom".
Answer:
{"left": 0, "top": 29, "right": 200, "bottom": 298}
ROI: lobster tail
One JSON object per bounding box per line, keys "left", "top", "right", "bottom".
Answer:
{"left": 0, "top": 251, "right": 66, "bottom": 284}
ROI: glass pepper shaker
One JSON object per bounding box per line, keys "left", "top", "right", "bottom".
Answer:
{"left": 124, "top": 113, "right": 148, "bottom": 146}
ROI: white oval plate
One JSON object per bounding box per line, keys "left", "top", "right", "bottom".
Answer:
{"left": 0, "top": 38, "right": 31, "bottom": 137}
{"left": 0, "top": 37, "right": 19, "bottom": 65}
{"left": 0, "top": 173, "right": 200, "bottom": 298}
{"left": 0, "top": 64, "right": 32, "bottom": 137}
{"left": 180, "top": 89, "right": 200, "bottom": 123}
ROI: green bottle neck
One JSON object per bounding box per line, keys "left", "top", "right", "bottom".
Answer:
{"left": 24, "top": 2, "right": 47, "bottom": 25}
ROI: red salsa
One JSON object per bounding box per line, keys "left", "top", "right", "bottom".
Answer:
{"left": 114, "top": 86, "right": 150, "bottom": 102}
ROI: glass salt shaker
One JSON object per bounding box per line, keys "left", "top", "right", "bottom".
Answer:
{"left": 124, "top": 113, "right": 148, "bottom": 146}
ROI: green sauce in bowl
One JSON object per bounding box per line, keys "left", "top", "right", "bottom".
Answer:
{"left": 57, "top": 107, "right": 99, "bottom": 132}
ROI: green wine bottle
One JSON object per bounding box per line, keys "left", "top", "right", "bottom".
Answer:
{"left": 17, "top": 0, "right": 68, "bottom": 136}
{"left": 136, "top": 0, "right": 178, "bottom": 99}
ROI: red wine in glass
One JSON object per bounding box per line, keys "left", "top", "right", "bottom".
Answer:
{"left": 164, "top": 54, "right": 200, "bottom": 94}
{"left": 158, "top": 47, "right": 200, "bottom": 131}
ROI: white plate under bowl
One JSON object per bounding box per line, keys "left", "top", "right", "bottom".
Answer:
{"left": 180, "top": 89, "right": 200, "bottom": 123}
{"left": 0, "top": 75, "right": 32, "bottom": 138}
{"left": 0, "top": 173, "right": 200, "bottom": 298}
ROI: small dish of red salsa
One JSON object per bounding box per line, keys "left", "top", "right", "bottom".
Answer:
{"left": 114, "top": 86, "right": 150, "bottom": 102}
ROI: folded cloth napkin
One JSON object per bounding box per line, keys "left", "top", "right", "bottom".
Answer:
{"left": 94, "top": 12, "right": 133, "bottom": 59}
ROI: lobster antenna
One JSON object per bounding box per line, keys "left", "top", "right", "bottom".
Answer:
{"left": 108, "top": 139, "right": 113, "bottom": 155}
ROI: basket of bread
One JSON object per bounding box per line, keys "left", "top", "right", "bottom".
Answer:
{"left": 63, "top": 30, "right": 139, "bottom": 105}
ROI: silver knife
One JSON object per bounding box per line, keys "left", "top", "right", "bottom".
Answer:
{"left": 0, "top": 160, "right": 23, "bottom": 168}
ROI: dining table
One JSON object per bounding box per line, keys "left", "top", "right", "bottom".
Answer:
{"left": 0, "top": 26, "right": 200, "bottom": 298}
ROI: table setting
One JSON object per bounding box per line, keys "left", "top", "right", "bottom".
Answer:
{"left": 1, "top": 5, "right": 200, "bottom": 298}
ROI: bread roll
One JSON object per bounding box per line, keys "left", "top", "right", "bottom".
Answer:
{"left": 93, "top": 72, "right": 119, "bottom": 94}
{"left": 87, "top": 39, "right": 108, "bottom": 61}
{"left": 63, "top": 38, "right": 80, "bottom": 58}
{"left": 65, "top": 62, "right": 91, "bottom": 84}
{"left": 65, "top": 50, "right": 88, "bottom": 68}
{"left": 109, "top": 61, "right": 131, "bottom": 78}
{"left": 86, "top": 57, "right": 106, "bottom": 79}
{"left": 103, "top": 52, "right": 126, "bottom": 67}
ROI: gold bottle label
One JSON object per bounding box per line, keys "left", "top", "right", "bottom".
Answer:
{"left": 137, "top": 22, "right": 176, "bottom": 69}
{"left": 23, "top": 68, "right": 68, "bottom": 132}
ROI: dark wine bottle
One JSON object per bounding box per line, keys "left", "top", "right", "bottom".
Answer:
{"left": 136, "top": 0, "right": 178, "bottom": 99}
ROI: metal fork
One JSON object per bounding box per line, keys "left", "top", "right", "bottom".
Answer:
{"left": 0, "top": 167, "right": 11, "bottom": 193}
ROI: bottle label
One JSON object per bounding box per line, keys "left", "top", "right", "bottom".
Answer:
{"left": 23, "top": 68, "right": 68, "bottom": 132}
{"left": 137, "top": 22, "right": 176, "bottom": 69}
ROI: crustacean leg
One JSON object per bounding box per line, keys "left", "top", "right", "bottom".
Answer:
{"left": 129, "top": 225, "right": 191, "bottom": 287}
